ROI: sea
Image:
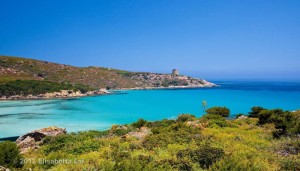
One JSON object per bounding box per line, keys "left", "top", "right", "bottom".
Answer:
{"left": 0, "top": 81, "right": 300, "bottom": 138}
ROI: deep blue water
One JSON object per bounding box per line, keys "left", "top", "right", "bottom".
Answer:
{"left": 0, "top": 81, "right": 300, "bottom": 138}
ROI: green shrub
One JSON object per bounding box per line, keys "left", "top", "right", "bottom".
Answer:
{"left": 42, "top": 133, "right": 104, "bottom": 155}
{"left": 142, "top": 125, "right": 202, "bottom": 149}
{"left": 257, "top": 109, "right": 300, "bottom": 137}
{"left": 257, "top": 109, "right": 275, "bottom": 125}
{"left": 249, "top": 106, "right": 265, "bottom": 118}
{"left": 110, "top": 128, "right": 131, "bottom": 136}
{"left": 147, "top": 119, "right": 176, "bottom": 134}
{"left": 155, "top": 159, "right": 192, "bottom": 171}
{"left": 211, "top": 155, "right": 267, "bottom": 171}
{"left": 280, "top": 159, "right": 300, "bottom": 171}
{"left": 0, "top": 141, "right": 23, "bottom": 168}
{"left": 177, "top": 144, "right": 224, "bottom": 169}
{"left": 131, "top": 119, "right": 148, "bottom": 128}
{"left": 177, "top": 114, "right": 196, "bottom": 122}
{"left": 206, "top": 107, "right": 230, "bottom": 117}
{"left": 201, "top": 114, "right": 228, "bottom": 127}
{"left": 0, "top": 80, "right": 93, "bottom": 96}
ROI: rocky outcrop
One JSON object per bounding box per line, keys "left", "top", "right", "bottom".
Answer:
{"left": 186, "top": 120, "right": 208, "bottom": 129}
{"left": 236, "top": 115, "right": 248, "bottom": 120}
{"left": 16, "top": 127, "right": 66, "bottom": 153}
{"left": 129, "top": 73, "right": 216, "bottom": 88}
{"left": 124, "top": 127, "right": 151, "bottom": 140}
{"left": 0, "top": 89, "right": 109, "bottom": 100}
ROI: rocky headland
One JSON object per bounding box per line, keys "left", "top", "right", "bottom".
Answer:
{"left": 119, "top": 73, "right": 216, "bottom": 90}
{"left": 0, "top": 56, "right": 216, "bottom": 100}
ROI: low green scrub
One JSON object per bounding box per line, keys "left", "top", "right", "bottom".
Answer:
{"left": 131, "top": 118, "right": 148, "bottom": 128}
{"left": 200, "top": 114, "right": 229, "bottom": 127}
{"left": 206, "top": 106, "right": 230, "bottom": 117}
{"left": 177, "top": 114, "right": 196, "bottom": 122}
{"left": 0, "top": 141, "right": 23, "bottom": 169}
{"left": 15, "top": 106, "right": 300, "bottom": 170}
{"left": 0, "top": 80, "right": 93, "bottom": 96}
{"left": 252, "top": 108, "right": 300, "bottom": 137}
{"left": 177, "top": 144, "right": 224, "bottom": 169}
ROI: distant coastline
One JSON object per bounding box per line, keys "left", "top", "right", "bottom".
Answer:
{"left": 0, "top": 83, "right": 217, "bottom": 101}
{"left": 0, "top": 56, "right": 216, "bottom": 100}
{"left": 114, "top": 81, "right": 217, "bottom": 91}
{"left": 0, "top": 89, "right": 110, "bottom": 101}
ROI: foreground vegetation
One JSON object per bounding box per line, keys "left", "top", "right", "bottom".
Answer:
{"left": 1, "top": 107, "right": 300, "bottom": 170}
{"left": 0, "top": 80, "right": 94, "bottom": 97}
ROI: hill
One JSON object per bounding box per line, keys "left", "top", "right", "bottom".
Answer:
{"left": 0, "top": 55, "right": 214, "bottom": 90}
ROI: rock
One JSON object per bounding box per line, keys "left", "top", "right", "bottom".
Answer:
{"left": 186, "top": 120, "right": 208, "bottom": 129}
{"left": 16, "top": 126, "right": 66, "bottom": 153}
{"left": 124, "top": 127, "right": 151, "bottom": 139}
{"left": 0, "top": 166, "right": 10, "bottom": 171}
{"left": 237, "top": 115, "right": 248, "bottom": 120}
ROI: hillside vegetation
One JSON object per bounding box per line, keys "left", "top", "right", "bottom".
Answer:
{"left": 0, "top": 55, "right": 137, "bottom": 88}
{"left": 0, "top": 56, "right": 213, "bottom": 90}
{"left": 1, "top": 107, "right": 299, "bottom": 170}
{"left": 0, "top": 80, "right": 93, "bottom": 97}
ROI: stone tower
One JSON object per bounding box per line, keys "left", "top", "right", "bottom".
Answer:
{"left": 172, "top": 69, "right": 179, "bottom": 75}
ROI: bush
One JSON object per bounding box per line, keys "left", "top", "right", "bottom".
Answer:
{"left": 131, "top": 119, "right": 148, "bottom": 128}
{"left": 206, "top": 107, "right": 230, "bottom": 117}
{"left": 0, "top": 80, "right": 93, "bottom": 96}
{"left": 280, "top": 159, "right": 300, "bottom": 171}
{"left": 42, "top": 132, "right": 104, "bottom": 155}
{"left": 0, "top": 141, "right": 23, "bottom": 168}
{"left": 257, "top": 109, "right": 275, "bottom": 125}
{"left": 257, "top": 109, "right": 300, "bottom": 137}
{"left": 201, "top": 114, "right": 228, "bottom": 127}
{"left": 177, "top": 144, "right": 224, "bottom": 169}
{"left": 155, "top": 159, "right": 192, "bottom": 171}
{"left": 249, "top": 106, "right": 265, "bottom": 118}
{"left": 177, "top": 114, "right": 196, "bottom": 122}
{"left": 142, "top": 125, "right": 202, "bottom": 150}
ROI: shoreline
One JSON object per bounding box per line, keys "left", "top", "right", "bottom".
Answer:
{"left": 113, "top": 83, "right": 218, "bottom": 91}
{"left": 0, "top": 84, "right": 217, "bottom": 101}
{"left": 0, "top": 112, "right": 238, "bottom": 141}
{"left": 0, "top": 89, "right": 111, "bottom": 101}
{"left": 114, "top": 85, "right": 218, "bottom": 91}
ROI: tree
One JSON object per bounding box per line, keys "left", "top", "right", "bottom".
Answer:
{"left": 206, "top": 107, "right": 230, "bottom": 117}
{"left": 201, "top": 100, "right": 207, "bottom": 114}
{"left": 249, "top": 106, "right": 265, "bottom": 118}
{"left": 177, "top": 114, "right": 196, "bottom": 122}
{"left": 132, "top": 119, "right": 148, "bottom": 128}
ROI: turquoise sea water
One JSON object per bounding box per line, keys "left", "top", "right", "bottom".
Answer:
{"left": 0, "top": 81, "right": 300, "bottom": 138}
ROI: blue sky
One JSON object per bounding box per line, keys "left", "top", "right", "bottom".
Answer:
{"left": 0, "top": 0, "right": 299, "bottom": 80}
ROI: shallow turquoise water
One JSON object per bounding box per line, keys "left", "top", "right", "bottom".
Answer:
{"left": 0, "top": 81, "right": 300, "bottom": 138}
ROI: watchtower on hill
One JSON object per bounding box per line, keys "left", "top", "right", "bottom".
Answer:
{"left": 172, "top": 69, "right": 179, "bottom": 75}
